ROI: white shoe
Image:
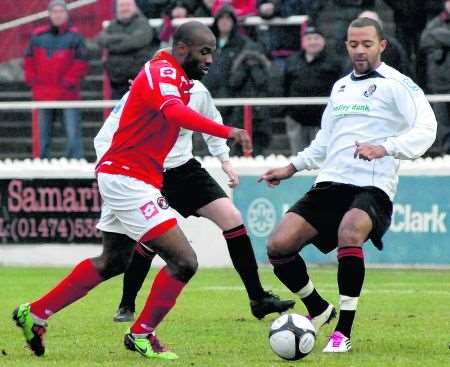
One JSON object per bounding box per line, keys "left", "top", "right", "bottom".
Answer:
{"left": 308, "top": 304, "right": 336, "bottom": 332}
{"left": 322, "top": 331, "right": 352, "bottom": 353}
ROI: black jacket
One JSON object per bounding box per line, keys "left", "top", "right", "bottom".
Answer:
{"left": 420, "top": 11, "right": 450, "bottom": 93}
{"left": 203, "top": 6, "right": 252, "bottom": 102}
{"left": 284, "top": 49, "right": 342, "bottom": 126}
{"left": 98, "top": 13, "right": 155, "bottom": 85}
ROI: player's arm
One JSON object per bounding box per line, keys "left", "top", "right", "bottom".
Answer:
{"left": 142, "top": 63, "right": 252, "bottom": 151}
{"left": 190, "top": 88, "right": 238, "bottom": 187}
{"left": 198, "top": 94, "right": 239, "bottom": 187}
{"left": 197, "top": 90, "right": 231, "bottom": 162}
{"left": 290, "top": 102, "right": 332, "bottom": 171}
{"left": 381, "top": 79, "right": 437, "bottom": 160}
{"left": 162, "top": 102, "right": 252, "bottom": 152}
{"left": 258, "top": 163, "right": 297, "bottom": 188}
{"left": 259, "top": 102, "right": 332, "bottom": 187}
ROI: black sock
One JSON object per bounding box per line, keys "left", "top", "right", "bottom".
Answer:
{"left": 223, "top": 225, "right": 265, "bottom": 300}
{"left": 335, "top": 247, "right": 365, "bottom": 338}
{"left": 269, "top": 253, "right": 328, "bottom": 317}
{"left": 119, "top": 244, "right": 155, "bottom": 311}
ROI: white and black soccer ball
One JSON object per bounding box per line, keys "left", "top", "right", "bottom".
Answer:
{"left": 268, "top": 313, "right": 316, "bottom": 361}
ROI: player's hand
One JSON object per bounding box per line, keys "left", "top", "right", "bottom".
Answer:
{"left": 258, "top": 164, "right": 297, "bottom": 187}
{"left": 228, "top": 128, "right": 253, "bottom": 155}
{"left": 128, "top": 79, "right": 134, "bottom": 90}
{"left": 354, "top": 141, "right": 387, "bottom": 161}
{"left": 221, "top": 160, "right": 240, "bottom": 188}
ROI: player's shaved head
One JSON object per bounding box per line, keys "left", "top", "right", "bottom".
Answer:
{"left": 172, "top": 21, "right": 216, "bottom": 80}
{"left": 173, "top": 21, "right": 215, "bottom": 47}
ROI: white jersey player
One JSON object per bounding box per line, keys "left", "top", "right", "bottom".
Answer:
{"left": 259, "top": 17, "right": 437, "bottom": 354}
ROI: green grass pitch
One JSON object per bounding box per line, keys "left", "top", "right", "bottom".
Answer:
{"left": 0, "top": 266, "right": 449, "bottom": 366}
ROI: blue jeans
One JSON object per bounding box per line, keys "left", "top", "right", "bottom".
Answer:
{"left": 39, "top": 108, "right": 84, "bottom": 159}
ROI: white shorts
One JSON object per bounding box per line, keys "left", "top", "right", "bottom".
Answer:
{"left": 96, "top": 173, "right": 177, "bottom": 242}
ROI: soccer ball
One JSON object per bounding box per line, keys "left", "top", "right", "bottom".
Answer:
{"left": 268, "top": 313, "right": 316, "bottom": 360}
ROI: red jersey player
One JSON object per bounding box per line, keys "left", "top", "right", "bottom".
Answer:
{"left": 13, "top": 21, "right": 251, "bottom": 361}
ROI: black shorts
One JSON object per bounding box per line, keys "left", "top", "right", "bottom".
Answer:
{"left": 288, "top": 181, "right": 393, "bottom": 253}
{"left": 162, "top": 159, "right": 228, "bottom": 218}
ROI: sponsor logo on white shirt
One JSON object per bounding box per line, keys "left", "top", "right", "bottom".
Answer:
{"left": 332, "top": 103, "right": 371, "bottom": 115}
{"left": 364, "top": 84, "right": 377, "bottom": 97}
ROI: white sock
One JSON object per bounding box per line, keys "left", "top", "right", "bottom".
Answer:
{"left": 339, "top": 295, "right": 359, "bottom": 311}
{"left": 297, "top": 280, "right": 314, "bottom": 299}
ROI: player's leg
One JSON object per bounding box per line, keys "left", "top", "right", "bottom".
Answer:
{"left": 323, "top": 208, "right": 371, "bottom": 353}
{"left": 113, "top": 243, "right": 155, "bottom": 322}
{"left": 324, "top": 187, "right": 392, "bottom": 353}
{"left": 267, "top": 212, "right": 335, "bottom": 331}
{"left": 13, "top": 231, "right": 135, "bottom": 356}
{"left": 197, "top": 198, "right": 295, "bottom": 319}
{"left": 125, "top": 224, "right": 197, "bottom": 360}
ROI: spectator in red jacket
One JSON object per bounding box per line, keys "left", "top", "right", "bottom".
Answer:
{"left": 24, "top": 0, "right": 88, "bottom": 159}
{"left": 212, "top": 0, "right": 257, "bottom": 18}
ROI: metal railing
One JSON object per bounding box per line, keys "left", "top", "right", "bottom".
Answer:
{"left": 1, "top": 95, "right": 450, "bottom": 158}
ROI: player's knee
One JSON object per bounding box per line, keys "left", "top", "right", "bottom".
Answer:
{"left": 267, "top": 235, "right": 289, "bottom": 257}
{"left": 171, "top": 254, "right": 198, "bottom": 282}
{"left": 92, "top": 252, "right": 129, "bottom": 279}
{"left": 228, "top": 207, "right": 243, "bottom": 226}
{"left": 219, "top": 207, "right": 243, "bottom": 230}
{"left": 338, "top": 226, "right": 365, "bottom": 246}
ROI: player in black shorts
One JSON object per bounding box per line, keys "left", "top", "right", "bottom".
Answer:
{"left": 260, "top": 17, "right": 436, "bottom": 353}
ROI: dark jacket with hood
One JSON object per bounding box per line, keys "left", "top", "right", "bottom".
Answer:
{"left": 203, "top": 6, "right": 254, "bottom": 117}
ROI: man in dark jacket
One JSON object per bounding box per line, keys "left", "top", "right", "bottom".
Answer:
{"left": 98, "top": 0, "right": 156, "bottom": 99}
{"left": 420, "top": 0, "right": 450, "bottom": 155}
{"left": 332, "top": 0, "right": 375, "bottom": 55}
{"left": 229, "top": 49, "right": 278, "bottom": 156}
{"left": 284, "top": 26, "right": 342, "bottom": 155}
{"left": 24, "top": 0, "right": 88, "bottom": 159}
{"left": 203, "top": 5, "right": 253, "bottom": 122}
{"left": 383, "top": 0, "right": 428, "bottom": 60}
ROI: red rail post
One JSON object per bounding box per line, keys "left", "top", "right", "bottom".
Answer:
{"left": 243, "top": 105, "right": 253, "bottom": 157}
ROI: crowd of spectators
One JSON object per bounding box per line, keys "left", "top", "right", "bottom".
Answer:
{"left": 23, "top": 0, "right": 450, "bottom": 158}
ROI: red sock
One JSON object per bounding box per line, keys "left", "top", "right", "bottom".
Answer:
{"left": 131, "top": 266, "right": 186, "bottom": 335}
{"left": 30, "top": 259, "right": 103, "bottom": 320}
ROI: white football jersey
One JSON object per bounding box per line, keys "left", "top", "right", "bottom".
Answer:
{"left": 291, "top": 63, "right": 437, "bottom": 200}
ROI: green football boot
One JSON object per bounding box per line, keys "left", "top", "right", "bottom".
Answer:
{"left": 124, "top": 329, "right": 178, "bottom": 360}
{"left": 12, "top": 303, "right": 47, "bottom": 356}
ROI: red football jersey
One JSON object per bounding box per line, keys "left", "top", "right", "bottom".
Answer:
{"left": 96, "top": 51, "right": 193, "bottom": 188}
